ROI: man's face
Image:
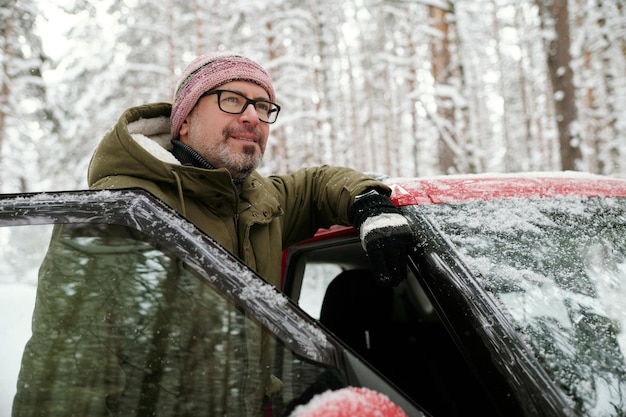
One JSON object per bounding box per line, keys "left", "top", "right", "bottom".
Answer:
{"left": 178, "top": 80, "right": 271, "bottom": 180}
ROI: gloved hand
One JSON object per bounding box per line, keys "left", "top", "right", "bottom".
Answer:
{"left": 349, "top": 190, "right": 414, "bottom": 287}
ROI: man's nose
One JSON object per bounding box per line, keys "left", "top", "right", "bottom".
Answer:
{"left": 239, "top": 103, "right": 260, "bottom": 124}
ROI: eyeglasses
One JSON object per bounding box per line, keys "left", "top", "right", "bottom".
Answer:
{"left": 201, "top": 89, "right": 281, "bottom": 124}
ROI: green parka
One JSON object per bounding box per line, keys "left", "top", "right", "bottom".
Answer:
{"left": 87, "top": 102, "right": 391, "bottom": 286}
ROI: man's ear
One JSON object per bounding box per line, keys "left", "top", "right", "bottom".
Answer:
{"left": 178, "top": 118, "right": 189, "bottom": 141}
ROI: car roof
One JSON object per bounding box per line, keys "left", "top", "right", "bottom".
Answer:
{"left": 291, "top": 172, "right": 626, "bottom": 244}
{"left": 387, "top": 171, "right": 626, "bottom": 206}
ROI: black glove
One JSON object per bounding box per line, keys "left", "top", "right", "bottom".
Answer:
{"left": 349, "top": 190, "right": 414, "bottom": 287}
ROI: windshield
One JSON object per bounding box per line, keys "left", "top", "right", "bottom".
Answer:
{"left": 418, "top": 197, "right": 626, "bottom": 417}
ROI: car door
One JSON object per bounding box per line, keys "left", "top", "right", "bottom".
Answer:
{"left": 0, "top": 189, "right": 424, "bottom": 417}
{"left": 281, "top": 224, "right": 528, "bottom": 417}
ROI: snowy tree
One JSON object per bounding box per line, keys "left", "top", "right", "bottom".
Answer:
{"left": 536, "top": 0, "right": 582, "bottom": 171}
{"left": 2, "top": 0, "right": 626, "bottom": 192}
{"left": 37, "top": 0, "right": 134, "bottom": 190}
{"left": 573, "top": 0, "right": 626, "bottom": 175}
{"left": 0, "top": 0, "right": 51, "bottom": 192}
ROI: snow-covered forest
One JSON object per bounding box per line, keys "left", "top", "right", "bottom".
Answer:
{"left": 1, "top": 0, "right": 626, "bottom": 193}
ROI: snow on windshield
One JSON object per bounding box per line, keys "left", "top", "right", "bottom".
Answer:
{"left": 418, "top": 196, "right": 626, "bottom": 417}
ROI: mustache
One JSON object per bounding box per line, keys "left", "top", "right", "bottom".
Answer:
{"left": 223, "top": 126, "right": 263, "bottom": 142}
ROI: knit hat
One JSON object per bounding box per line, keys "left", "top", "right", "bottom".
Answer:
{"left": 170, "top": 52, "right": 276, "bottom": 139}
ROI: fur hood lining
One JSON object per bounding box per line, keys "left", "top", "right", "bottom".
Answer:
{"left": 128, "top": 116, "right": 180, "bottom": 165}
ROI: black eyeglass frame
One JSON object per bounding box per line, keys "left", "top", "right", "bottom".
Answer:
{"left": 201, "top": 89, "right": 281, "bottom": 124}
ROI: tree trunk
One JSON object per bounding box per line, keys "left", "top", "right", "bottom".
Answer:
{"left": 429, "top": 4, "right": 456, "bottom": 174}
{"left": 536, "top": 0, "right": 582, "bottom": 171}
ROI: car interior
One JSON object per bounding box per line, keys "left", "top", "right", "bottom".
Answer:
{"left": 284, "top": 237, "right": 517, "bottom": 416}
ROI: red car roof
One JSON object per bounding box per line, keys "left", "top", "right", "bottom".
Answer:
{"left": 387, "top": 172, "right": 626, "bottom": 206}
{"left": 293, "top": 172, "right": 626, "bottom": 246}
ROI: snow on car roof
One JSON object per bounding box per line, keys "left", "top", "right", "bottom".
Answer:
{"left": 386, "top": 171, "right": 626, "bottom": 206}
{"left": 290, "top": 171, "right": 626, "bottom": 245}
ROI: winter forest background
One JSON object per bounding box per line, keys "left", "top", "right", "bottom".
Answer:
{"left": 1, "top": 0, "right": 626, "bottom": 193}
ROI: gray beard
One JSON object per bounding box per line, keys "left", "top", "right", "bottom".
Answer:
{"left": 211, "top": 142, "right": 262, "bottom": 180}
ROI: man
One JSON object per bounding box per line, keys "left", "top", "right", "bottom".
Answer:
{"left": 14, "top": 52, "right": 415, "bottom": 417}
{"left": 88, "top": 51, "right": 412, "bottom": 287}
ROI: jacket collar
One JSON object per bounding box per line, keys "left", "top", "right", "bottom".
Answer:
{"left": 171, "top": 139, "right": 215, "bottom": 170}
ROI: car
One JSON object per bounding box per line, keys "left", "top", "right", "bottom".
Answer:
{"left": 0, "top": 189, "right": 422, "bottom": 417}
{"left": 281, "top": 171, "right": 626, "bottom": 417}
{"left": 3, "top": 171, "right": 626, "bottom": 417}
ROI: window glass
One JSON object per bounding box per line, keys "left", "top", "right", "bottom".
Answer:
{"left": 299, "top": 263, "right": 342, "bottom": 319}
{"left": 0, "top": 225, "right": 54, "bottom": 411}
{"left": 416, "top": 197, "right": 626, "bottom": 416}
{"left": 2, "top": 223, "right": 344, "bottom": 417}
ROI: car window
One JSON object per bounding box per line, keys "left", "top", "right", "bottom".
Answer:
{"left": 299, "top": 263, "right": 342, "bottom": 318}
{"left": 290, "top": 236, "right": 369, "bottom": 320}
{"left": 3, "top": 222, "right": 344, "bottom": 417}
{"left": 416, "top": 197, "right": 626, "bottom": 416}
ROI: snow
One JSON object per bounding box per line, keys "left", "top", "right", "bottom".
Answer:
{"left": 236, "top": 268, "right": 333, "bottom": 360}
{"left": 359, "top": 212, "right": 411, "bottom": 243}
{"left": 0, "top": 284, "right": 36, "bottom": 414}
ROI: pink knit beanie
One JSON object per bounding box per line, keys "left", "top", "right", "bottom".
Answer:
{"left": 170, "top": 51, "right": 276, "bottom": 139}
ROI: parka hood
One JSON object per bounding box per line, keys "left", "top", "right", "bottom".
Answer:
{"left": 88, "top": 103, "right": 180, "bottom": 187}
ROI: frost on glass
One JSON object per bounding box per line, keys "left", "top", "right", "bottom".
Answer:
{"left": 421, "top": 197, "right": 626, "bottom": 417}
